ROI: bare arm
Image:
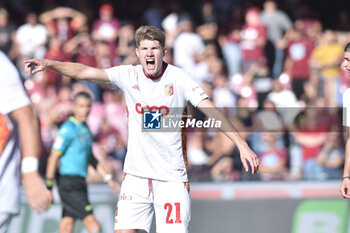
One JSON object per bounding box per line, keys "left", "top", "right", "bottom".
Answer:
{"left": 284, "top": 57, "right": 292, "bottom": 75}
{"left": 44, "top": 150, "right": 61, "bottom": 201}
{"left": 40, "top": 7, "right": 87, "bottom": 26}
{"left": 10, "top": 105, "right": 52, "bottom": 213}
{"left": 294, "top": 132, "right": 327, "bottom": 147}
{"left": 11, "top": 105, "right": 41, "bottom": 158}
{"left": 196, "top": 99, "right": 260, "bottom": 174}
{"left": 316, "top": 149, "right": 328, "bottom": 165}
{"left": 24, "top": 59, "right": 110, "bottom": 85}
{"left": 341, "top": 127, "right": 350, "bottom": 198}
{"left": 325, "top": 155, "right": 344, "bottom": 168}
{"left": 63, "top": 34, "right": 81, "bottom": 54}
{"left": 46, "top": 150, "right": 61, "bottom": 180}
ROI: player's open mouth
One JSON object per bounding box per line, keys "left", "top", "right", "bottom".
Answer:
{"left": 146, "top": 59, "right": 155, "bottom": 69}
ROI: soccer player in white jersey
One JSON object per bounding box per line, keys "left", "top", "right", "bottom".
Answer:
{"left": 341, "top": 42, "right": 350, "bottom": 198}
{"left": 24, "top": 25, "right": 260, "bottom": 233}
{"left": 0, "top": 50, "right": 52, "bottom": 233}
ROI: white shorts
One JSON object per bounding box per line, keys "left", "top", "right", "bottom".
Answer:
{"left": 114, "top": 174, "right": 191, "bottom": 233}
{"left": 0, "top": 213, "right": 13, "bottom": 233}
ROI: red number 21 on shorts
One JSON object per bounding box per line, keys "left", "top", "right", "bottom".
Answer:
{"left": 164, "top": 202, "right": 182, "bottom": 224}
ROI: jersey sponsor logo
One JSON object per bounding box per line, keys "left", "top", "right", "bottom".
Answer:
{"left": 143, "top": 110, "right": 161, "bottom": 129}
{"left": 0, "top": 114, "right": 10, "bottom": 156}
{"left": 135, "top": 103, "right": 169, "bottom": 117}
{"left": 164, "top": 84, "right": 174, "bottom": 96}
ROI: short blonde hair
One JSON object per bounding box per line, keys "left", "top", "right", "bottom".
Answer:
{"left": 135, "top": 25, "right": 165, "bottom": 48}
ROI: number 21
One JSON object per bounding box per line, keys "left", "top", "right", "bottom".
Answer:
{"left": 164, "top": 202, "right": 182, "bottom": 224}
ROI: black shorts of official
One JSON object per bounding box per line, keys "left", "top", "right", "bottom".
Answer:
{"left": 57, "top": 175, "right": 93, "bottom": 220}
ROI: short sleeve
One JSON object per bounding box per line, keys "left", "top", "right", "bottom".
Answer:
{"left": 181, "top": 72, "right": 208, "bottom": 107}
{"left": 104, "top": 65, "right": 137, "bottom": 91}
{"left": 52, "top": 124, "right": 73, "bottom": 154}
{"left": 0, "top": 52, "right": 30, "bottom": 115}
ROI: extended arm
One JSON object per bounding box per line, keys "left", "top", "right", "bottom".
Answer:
{"left": 24, "top": 59, "right": 110, "bottom": 85}
{"left": 10, "top": 105, "right": 52, "bottom": 213}
{"left": 196, "top": 99, "right": 260, "bottom": 174}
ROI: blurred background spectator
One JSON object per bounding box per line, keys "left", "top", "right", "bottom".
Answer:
{"left": 257, "top": 132, "right": 288, "bottom": 181}
{"left": 283, "top": 26, "right": 314, "bottom": 100}
{"left": 260, "top": 0, "right": 292, "bottom": 78}
{"left": 309, "top": 29, "right": 343, "bottom": 107}
{"left": 240, "top": 6, "right": 267, "bottom": 73}
{"left": 316, "top": 132, "right": 344, "bottom": 180}
{"left": 15, "top": 12, "right": 47, "bottom": 77}
{"left": 173, "top": 13, "right": 207, "bottom": 82}
{"left": 92, "top": 4, "right": 119, "bottom": 52}
{"left": 0, "top": 8, "right": 16, "bottom": 60}
{"left": 39, "top": 6, "right": 87, "bottom": 43}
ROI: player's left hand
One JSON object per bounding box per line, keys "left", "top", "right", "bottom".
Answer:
{"left": 239, "top": 145, "right": 260, "bottom": 174}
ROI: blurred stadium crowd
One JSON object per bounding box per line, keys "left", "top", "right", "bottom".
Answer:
{"left": 1, "top": 0, "right": 350, "bottom": 182}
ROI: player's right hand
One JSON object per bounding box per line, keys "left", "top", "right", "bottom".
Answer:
{"left": 22, "top": 171, "right": 53, "bottom": 213}
{"left": 340, "top": 178, "right": 350, "bottom": 198}
{"left": 239, "top": 144, "right": 260, "bottom": 174}
{"left": 24, "top": 59, "right": 47, "bottom": 76}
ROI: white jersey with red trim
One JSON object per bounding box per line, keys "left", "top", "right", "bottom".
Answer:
{"left": 0, "top": 51, "right": 30, "bottom": 214}
{"left": 105, "top": 63, "right": 208, "bottom": 182}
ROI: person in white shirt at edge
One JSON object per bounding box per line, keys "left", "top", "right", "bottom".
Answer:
{"left": 24, "top": 25, "right": 260, "bottom": 233}
{"left": 0, "top": 51, "right": 52, "bottom": 233}
{"left": 340, "top": 42, "right": 350, "bottom": 198}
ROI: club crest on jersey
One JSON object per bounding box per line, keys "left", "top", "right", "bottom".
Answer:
{"left": 143, "top": 110, "right": 162, "bottom": 129}
{"left": 164, "top": 84, "right": 174, "bottom": 96}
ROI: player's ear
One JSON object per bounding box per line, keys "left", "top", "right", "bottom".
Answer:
{"left": 163, "top": 47, "right": 167, "bottom": 57}
{"left": 135, "top": 48, "right": 140, "bottom": 58}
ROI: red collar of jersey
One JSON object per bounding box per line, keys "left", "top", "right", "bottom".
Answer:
{"left": 142, "top": 62, "right": 168, "bottom": 80}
